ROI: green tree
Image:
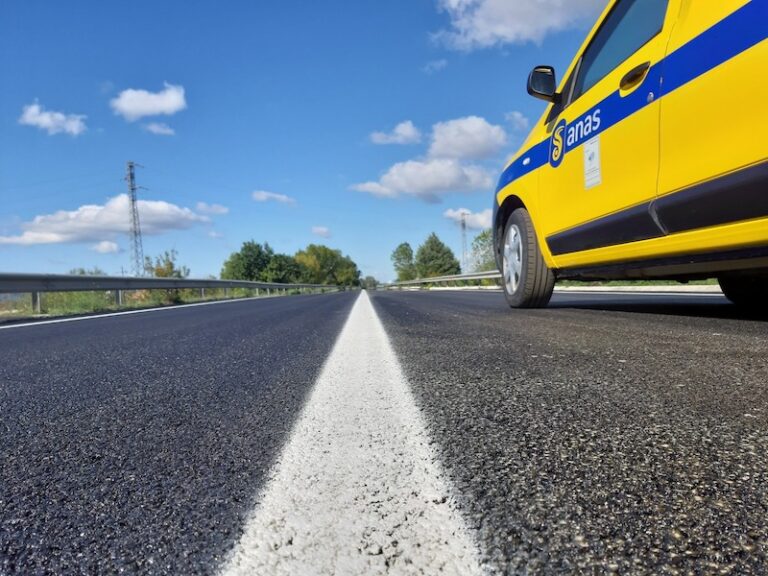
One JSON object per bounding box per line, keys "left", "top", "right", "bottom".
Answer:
{"left": 469, "top": 229, "right": 496, "bottom": 272}
{"left": 295, "top": 244, "right": 361, "bottom": 286}
{"left": 143, "top": 250, "right": 190, "bottom": 304}
{"left": 69, "top": 267, "right": 107, "bottom": 276}
{"left": 144, "top": 250, "right": 190, "bottom": 278}
{"left": 221, "top": 241, "right": 274, "bottom": 280}
{"left": 262, "top": 253, "right": 305, "bottom": 283}
{"left": 361, "top": 276, "right": 379, "bottom": 290}
{"left": 415, "top": 233, "right": 460, "bottom": 278}
{"left": 391, "top": 242, "right": 416, "bottom": 281}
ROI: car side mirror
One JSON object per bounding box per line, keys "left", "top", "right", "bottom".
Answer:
{"left": 527, "top": 66, "right": 558, "bottom": 103}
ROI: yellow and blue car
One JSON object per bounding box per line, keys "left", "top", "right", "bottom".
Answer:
{"left": 493, "top": 0, "right": 768, "bottom": 308}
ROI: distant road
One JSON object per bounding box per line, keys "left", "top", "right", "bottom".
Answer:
{"left": 2, "top": 289, "right": 766, "bottom": 574}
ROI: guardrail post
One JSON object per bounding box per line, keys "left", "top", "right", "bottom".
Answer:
{"left": 200, "top": 288, "right": 205, "bottom": 300}
{"left": 267, "top": 288, "right": 271, "bottom": 296}
{"left": 115, "top": 290, "right": 123, "bottom": 307}
{"left": 31, "top": 292, "right": 42, "bottom": 314}
{"left": 225, "top": 288, "right": 230, "bottom": 299}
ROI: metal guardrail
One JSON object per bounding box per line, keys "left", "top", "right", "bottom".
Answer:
{"left": 381, "top": 270, "right": 501, "bottom": 288}
{"left": 0, "top": 273, "right": 339, "bottom": 313}
{"left": 0, "top": 273, "right": 334, "bottom": 293}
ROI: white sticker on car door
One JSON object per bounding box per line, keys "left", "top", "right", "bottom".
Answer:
{"left": 584, "top": 136, "right": 601, "bottom": 189}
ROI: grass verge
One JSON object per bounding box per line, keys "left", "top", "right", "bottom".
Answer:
{"left": 0, "top": 287, "right": 322, "bottom": 322}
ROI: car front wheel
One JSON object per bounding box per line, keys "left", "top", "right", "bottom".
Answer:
{"left": 501, "top": 208, "right": 555, "bottom": 308}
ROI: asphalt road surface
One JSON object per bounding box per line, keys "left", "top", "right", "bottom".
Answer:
{"left": 371, "top": 290, "right": 768, "bottom": 575}
{"left": 0, "top": 294, "right": 357, "bottom": 575}
{"left": 2, "top": 289, "right": 767, "bottom": 575}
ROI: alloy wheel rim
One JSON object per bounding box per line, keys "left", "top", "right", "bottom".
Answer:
{"left": 503, "top": 224, "right": 523, "bottom": 294}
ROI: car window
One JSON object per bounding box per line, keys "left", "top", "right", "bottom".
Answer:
{"left": 572, "top": 0, "right": 668, "bottom": 101}
{"left": 546, "top": 69, "right": 577, "bottom": 124}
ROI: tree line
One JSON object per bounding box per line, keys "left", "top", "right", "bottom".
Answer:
{"left": 221, "top": 241, "right": 361, "bottom": 286}
{"left": 390, "top": 230, "right": 496, "bottom": 282}
{"left": 391, "top": 233, "right": 460, "bottom": 281}
{"left": 73, "top": 231, "right": 495, "bottom": 287}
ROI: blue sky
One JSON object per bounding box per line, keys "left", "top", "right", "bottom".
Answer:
{"left": 0, "top": 0, "right": 605, "bottom": 281}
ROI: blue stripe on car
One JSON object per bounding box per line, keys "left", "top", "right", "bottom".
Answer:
{"left": 495, "top": 0, "right": 767, "bottom": 196}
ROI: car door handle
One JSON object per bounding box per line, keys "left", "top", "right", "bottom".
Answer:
{"left": 620, "top": 61, "right": 651, "bottom": 91}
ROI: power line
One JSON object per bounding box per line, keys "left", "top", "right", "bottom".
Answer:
{"left": 125, "top": 161, "right": 145, "bottom": 277}
{"left": 460, "top": 210, "right": 469, "bottom": 272}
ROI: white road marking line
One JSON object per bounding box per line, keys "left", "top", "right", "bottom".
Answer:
{"left": 0, "top": 295, "right": 296, "bottom": 331}
{"left": 220, "top": 291, "right": 484, "bottom": 576}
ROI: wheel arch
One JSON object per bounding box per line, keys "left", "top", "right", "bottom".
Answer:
{"left": 494, "top": 193, "right": 558, "bottom": 271}
{"left": 493, "top": 195, "right": 527, "bottom": 270}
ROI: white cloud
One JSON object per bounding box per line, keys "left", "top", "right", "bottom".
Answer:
{"left": 354, "top": 115, "right": 507, "bottom": 203}
{"left": 0, "top": 194, "right": 207, "bottom": 246}
{"left": 144, "top": 122, "right": 175, "bottom": 136}
{"left": 370, "top": 121, "right": 422, "bottom": 145}
{"left": 208, "top": 230, "right": 224, "bottom": 239}
{"left": 423, "top": 59, "right": 448, "bottom": 74}
{"left": 443, "top": 207, "right": 492, "bottom": 230}
{"left": 436, "top": 0, "right": 607, "bottom": 50}
{"left": 196, "top": 202, "right": 229, "bottom": 215}
{"left": 110, "top": 82, "right": 187, "bottom": 122}
{"left": 429, "top": 116, "right": 507, "bottom": 160}
{"left": 505, "top": 111, "right": 530, "bottom": 132}
{"left": 252, "top": 190, "right": 296, "bottom": 205}
{"left": 18, "top": 102, "right": 87, "bottom": 136}
{"left": 312, "top": 226, "right": 331, "bottom": 239}
{"left": 91, "top": 240, "right": 120, "bottom": 254}
{"left": 352, "top": 158, "right": 493, "bottom": 203}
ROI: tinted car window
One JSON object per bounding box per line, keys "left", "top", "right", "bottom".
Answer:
{"left": 573, "top": 0, "right": 668, "bottom": 100}
{"left": 546, "top": 69, "right": 577, "bottom": 123}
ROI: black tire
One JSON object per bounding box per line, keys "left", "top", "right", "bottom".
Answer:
{"left": 501, "top": 208, "right": 555, "bottom": 308}
{"left": 718, "top": 275, "right": 768, "bottom": 309}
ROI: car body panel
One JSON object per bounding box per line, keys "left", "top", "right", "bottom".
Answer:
{"left": 494, "top": 0, "right": 768, "bottom": 277}
{"left": 555, "top": 214, "right": 768, "bottom": 270}
{"left": 538, "top": 3, "right": 673, "bottom": 244}
{"left": 659, "top": 0, "right": 766, "bottom": 199}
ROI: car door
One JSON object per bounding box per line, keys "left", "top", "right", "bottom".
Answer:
{"left": 539, "top": 0, "right": 674, "bottom": 263}
{"left": 655, "top": 0, "right": 768, "bottom": 237}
